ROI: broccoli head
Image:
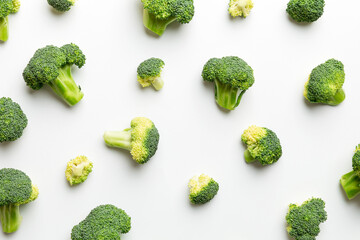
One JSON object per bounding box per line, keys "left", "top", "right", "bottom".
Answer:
{"left": 241, "top": 125, "right": 282, "bottom": 166}
{"left": 286, "top": 198, "right": 327, "bottom": 240}
{"left": 0, "top": 168, "right": 39, "bottom": 233}
{"left": 104, "top": 117, "right": 160, "bottom": 164}
{"left": 23, "top": 43, "right": 86, "bottom": 106}
{"left": 0, "top": 97, "right": 28, "bottom": 143}
{"left": 47, "top": 0, "right": 76, "bottom": 12}
{"left": 304, "top": 59, "right": 345, "bottom": 106}
{"left": 202, "top": 56, "right": 254, "bottom": 111}
{"left": 340, "top": 145, "right": 360, "bottom": 200}
{"left": 65, "top": 156, "right": 93, "bottom": 186}
{"left": 286, "top": 0, "right": 325, "bottom": 23}
{"left": 228, "top": 0, "right": 254, "bottom": 18}
{"left": 0, "top": 0, "right": 20, "bottom": 42}
{"left": 137, "top": 57, "right": 165, "bottom": 90}
{"left": 71, "top": 204, "right": 131, "bottom": 240}
{"left": 141, "top": 0, "right": 195, "bottom": 36}
{"left": 188, "top": 174, "right": 219, "bottom": 204}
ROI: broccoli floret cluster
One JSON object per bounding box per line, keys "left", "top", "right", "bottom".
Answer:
{"left": 286, "top": 0, "right": 325, "bottom": 23}
{"left": 47, "top": 0, "right": 76, "bottom": 12}
{"left": 65, "top": 156, "right": 93, "bottom": 186}
{"left": 0, "top": 0, "right": 20, "bottom": 42}
{"left": 228, "top": 0, "right": 254, "bottom": 18}
{"left": 137, "top": 57, "right": 165, "bottom": 90}
{"left": 340, "top": 145, "right": 360, "bottom": 200}
{"left": 188, "top": 174, "right": 219, "bottom": 204}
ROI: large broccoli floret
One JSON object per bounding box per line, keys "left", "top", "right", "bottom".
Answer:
{"left": 103, "top": 117, "right": 160, "bottom": 164}
{"left": 241, "top": 125, "right": 282, "bottom": 166}
{"left": 137, "top": 57, "right": 165, "bottom": 90}
{"left": 188, "top": 174, "right": 219, "bottom": 205}
{"left": 47, "top": 0, "right": 76, "bottom": 12}
{"left": 0, "top": 0, "right": 20, "bottom": 42}
{"left": 202, "top": 56, "right": 255, "bottom": 111}
{"left": 228, "top": 0, "right": 254, "bottom": 18}
{"left": 0, "top": 97, "right": 28, "bottom": 143}
{"left": 141, "top": 0, "right": 195, "bottom": 36}
{"left": 286, "top": 198, "right": 327, "bottom": 240}
{"left": 340, "top": 145, "right": 360, "bottom": 200}
{"left": 65, "top": 155, "right": 93, "bottom": 186}
{"left": 23, "top": 44, "right": 86, "bottom": 106}
{"left": 71, "top": 204, "right": 131, "bottom": 240}
{"left": 304, "top": 59, "right": 345, "bottom": 106}
{"left": 0, "top": 168, "right": 39, "bottom": 233}
{"left": 286, "top": 0, "right": 325, "bottom": 23}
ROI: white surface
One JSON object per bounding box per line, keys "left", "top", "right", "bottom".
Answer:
{"left": 1, "top": 0, "right": 360, "bottom": 239}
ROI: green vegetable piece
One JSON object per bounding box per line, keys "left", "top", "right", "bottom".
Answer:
{"left": 340, "top": 145, "right": 360, "bottom": 200}
{"left": 188, "top": 174, "right": 219, "bottom": 204}
{"left": 287, "top": 0, "right": 325, "bottom": 23}
{"left": 228, "top": 0, "right": 254, "bottom": 18}
{"left": 65, "top": 156, "right": 93, "bottom": 186}
{"left": 137, "top": 58, "right": 165, "bottom": 90}
{"left": 47, "top": 0, "right": 76, "bottom": 12}
{"left": 0, "top": 0, "right": 20, "bottom": 42}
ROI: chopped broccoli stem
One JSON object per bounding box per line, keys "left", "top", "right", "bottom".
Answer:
{"left": 151, "top": 77, "right": 164, "bottom": 90}
{"left": 340, "top": 171, "right": 360, "bottom": 200}
{"left": 327, "top": 89, "right": 345, "bottom": 106}
{"left": 244, "top": 149, "right": 256, "bottom": 163}
{"left": 143, "top": 9, "right": 176, "bottom": 36}
{"left": 0, "top": 17, "right": 9, "bottom": 42}
{"left": 103, "top": 129, "right": 132, "bottom": 151}
{"left": 0, "top": 205, "right": 22, "bottom": 233}
{"left": 215, "top": 80, "right": 246, "bottom": 110}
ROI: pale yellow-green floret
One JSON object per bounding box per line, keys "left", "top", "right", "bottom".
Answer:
{"left": 137, "top": 76, "right": 157, "bottom": 88}
{"left": 241, "top": 125, "right": 266, "bottom": 145}
{"left": 303, "top": 78, "right": 310, "bottom": 99}
{"left": 188, "top": 174, "right": 212, "bottom": 195}
{"left": 65, "top": 156, "right": 93, "bottom": 186}
{"left": 130, "top": 117, "right": 153, "bottom": 162}
{"left": 11, "top": 0, "right": 21, "bottom": 13}
{"left": 229, "top": 0, "right": 254, "bottom": 18}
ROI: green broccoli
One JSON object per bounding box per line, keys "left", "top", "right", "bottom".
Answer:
{"left": 286, "top": 0, "right": 325, "bottom": 23}
{"left": 23, "top": 44, "right": 86, "bottom": 106}
{"left": 47, "top": 0, "right": 76, "bottom": 12}
{"left": 228, "top": 0, "right": 254, "bottom": 18}
{"left": 0, "top": 97, "right": 28, "bottom": 143}
{"left": 137, "top": 58, "right": 165, "bottom": 90}
{"left": 188, "top": 174, "right": 219, "bottom": 204}
{"left": 202, "top": 56, "right": 255, "bottom": 111}
{"left": 241, "top": 125, "right": 282, "bottom": 166}
{"left": 0, "top": 0, "right": 20, "bottom": 42}
{"left": 103, "top": 117, "right": 160, "bottom": 164}
{"left": 340, "top": 145, "right": 360, "bottom": 200}
{"left": 141, "top": 0, "right": 195, "bottom": 36}
{"left": 286, "top": 198, "right": 327, "bottom": 240}
{"left": 65, "top": 156, "right": 93, "bottom": 186}
{"left": 304, "top": 59, "right": 345, "bottom": 106}
{"left": 0, "top": 168, "right": 39, "bottom": 233}
{"left": 71, "top": 204, "right": 131, "bottom": 240}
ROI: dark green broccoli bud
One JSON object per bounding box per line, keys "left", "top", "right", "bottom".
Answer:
{"left": 286, "top": 198, "right": 327, "bottom": 240}
{"left": 65, "top": 156, "right": 93, "bottom": 186}
{"left": 241, "top": 125, "right": 282, "bottom": 166}
{"left": 228, "top": 0, "right": 254, "bottom": 18}
{"left": 202, "top": 56, "right": 255, "bottom": 111}
{"left": 286, "top": 0, "right": 325, "bottom": 23}
{"left": 71, "top": 204, "right": 131, "bottom": 240}
{"left": 137, "top": 58, "right": 165, "bottom": 90}
{"left": 103, "top": 117, "right": 160, "bottom": 164}
{"left": 188, "top": 174, "right": 219, "bottom": 204}
{"left": 0, "top": 168, "right": 39, "bottom": 233}
{"left": 340, "top": 145, "right": 360, "bottom": 200}
{"left": 304, "top": 59, "right": 345, "bottom": 106}
{"left": 47, "top": 0, "right": 75, "bottom": 12}
{"left": 22, "top": 44, "right": 86, "bottom": 106}
{"left": 141, "top": 0, "right": 194, "bottom": 36}
{"left": 0, "top": 0, "right": 20, "bottom": 42}
{"left": 0, "top": 97, "right": 28, "bottom": 143}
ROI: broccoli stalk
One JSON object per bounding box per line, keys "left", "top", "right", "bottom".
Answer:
{"left": 340, "top": 145, "right": 360, "bottom": 200}
{"left": 215, "top": 80, "right": 247, "bottom": 110}
{"left": 0, "top": 16, "right": 8, "bottom": 42}
{"left": 244, "top": 149, "right": 255, "bottom": 163}
{"left": 103, "top": 129, "right": 132, "bottom": 151}
{"left": 143, "top": 9, "right": 176, "bottom": 36}
{"left": 326, "top": 88, "right": 345, "bottom": 106}
{"left": 0, "top": 205, "right": 22, "bottom": 233}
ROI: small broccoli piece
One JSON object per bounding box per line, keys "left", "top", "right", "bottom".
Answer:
{"left": 71, "top": 204, "right": 131, "bottom": 240}
{"left": 340, "top": 145, "right": 360, "bottom": 200}
{"left": 188, "top": 174, "right": 219, "bottom": 204}
{"left": 286, "top": 198, "right": 327, "bottom": 240}
{"left": 202, "top": 56, "right": 254, "bottom": 111}
{"left": 23, "top": 44, "right": 86, "bottom": 106}
{"left": 137, "top": 58, "right": 165, "bottom": 90}
{"left": 141, "top": 0, "right": 195, "bottom": 36}
{"left": 241, "top": 125, "right": 282, "bottom": 166}
{"left": 0, "top": 0, "right": 20, "bottom": 42}
{"left": 65, "top": 156, "right": 93, "bottom": 186}
{"left": 47, "top": 0, "right": 76, "bottom": 12}
{"left": 0, "top": 168, "right": 39, "bottom": 233}
{"left": 228, "top": 0, "right": 254, "bottom": 18}
{"left": 304, "top": 59, "right": 345, "bottom": 106}
{"left": 286, "top": 0, "right": 325, "bottom": 23}
{"left": 0, "top": 97, "right": 28, "bottom": 143}
{"left": 104, "top": 117, "right": 160, "bottom": 164}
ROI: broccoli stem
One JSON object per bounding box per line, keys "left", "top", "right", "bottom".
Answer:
{"left": 340, "top": 171, "right": 360, "bottom": 200}
{"left": 47, "top": 64, "right": 84, "bottom": 106}
{"left": 143, "top": 9, "right": 176, "bottom": 36}
{"left": 244, "top": 149, "right": 256, "bottom": 163}
{"left": 0, "top": 204, "right": 22, "bottom": 233}
{"left": 103, "top": 129, "right": 132, "bottom": 150}
{"left": 152, "top": 77, "right": 164, "bottom": 91}
{"left": 0, "top": 16, "right": 9, "bottom": 42}
{"left": 328, "top": 88, "right": 345, "bottom": 106}
{"left": 215, "top": 80, "right": 246, "bottom": 110}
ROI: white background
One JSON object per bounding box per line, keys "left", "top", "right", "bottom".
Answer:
{"left": 1, "top": 0, "right": 360, "bottom": 239}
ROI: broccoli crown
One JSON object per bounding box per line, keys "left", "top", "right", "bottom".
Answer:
{"left": 47, "top": 0, "right": 75, "bottom": 12}
{"left": 0, "top": 0, "right": 20, "bottom": 17}
{"left": 241, "top": 125, "right": 282, "bottom": 166}
{"left": 286, "top": 0, "right": 324, "bottom": 23}
{"left": 0, "top": 168, "right": 32, "bottom": 205}
{"left": 137, "top": 58, "right": 165, "bottom": 90}
{"left": 228, "top": 0, "right": 254, "bottom": 18}
{"left": 286, "top": 198, "right": 327, "bottom": 240}
{"left": 304, "top": 59, "right": 345, "bottom": 106}
{"left": 188, "top": 174, "right": 219, "bottom": 204}
{"left": 65, "top": 156, "right": 93, "bottom": 186}
{"left": 0, "top": 97, "right": 28, "bottom": 143}
{"left": 71, "top": 204, "right": 131, "bottom": 240}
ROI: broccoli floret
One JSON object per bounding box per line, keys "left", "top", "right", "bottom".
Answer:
{"left": 47, "top": 0, "right": 76, "bottom": 12}
{"left": 71, "top": 204, "right": 131, "bottom": 240}
{"left": 0, "top": 97, "right": 28, "bottom": 143}
{"left": 0, "top": 168, "right": 39, "bottom": 233}
{"left": 0, "top": 0, "right": 20, "bottom": 42}
{"left": 286, "top": 198, "right": 327, "bottom": 240}
{"left": 188, "top": 174, "right": 219, "bottom": 204}
{"left": 137, "top": 58, "right": 165, "bottom": 90}
{"left": 202, "top": 56, "right": 255, "bottom": 111}
{"left": 65, "top": 156, "right": 93, "bottom": 186}
{"left": 241, "top": 125, "right": 282, "bottom": 166}
{"left": 141, "top": 0, "right": 195, "bottom": 36}
{"left": 286, "top": 0, "right": 325, "bottom": 23}
{"left": 340, "top": 145, "right": 360, "bottom": 200}
{"left": 228, "top": 0, "right": 254, "bottom": 18}
{"left": 23, "top": 44, "right": 86, "bottom": 106}
{"left": 103, "top": 117, "right": 160, "bottom": 164}
{"left": 304, "top": 59, "right": 345, "bottom": 106}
